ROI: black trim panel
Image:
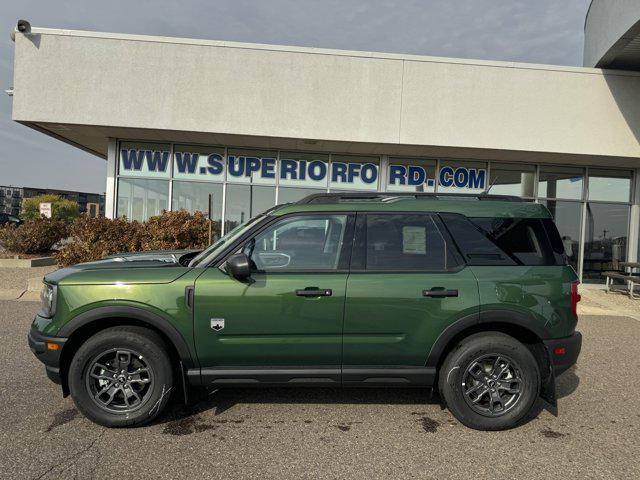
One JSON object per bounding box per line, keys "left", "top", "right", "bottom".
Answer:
{"left": 192, "top": 366, "right": 341, "bottom": 386}
{"left": 28, "top": 327, "right": 66, "bottom": 385}
{"left": 189, "top": 366, "right": 436, "bottom": 387}
{"left": 58, "top": 306, "right": 195, "bottom": 368}
{"left": 425, "top": 309, "right": 552, "bottom": 368}
{"left": 543, "top": 331, "right": 582, "bottom": 376}
{"left": 342, "top": 366, "right": 435, "bottom": 386}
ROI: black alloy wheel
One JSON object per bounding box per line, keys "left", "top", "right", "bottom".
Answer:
{"left": 86, "top": 348, "right": 154, "bottom": 413}
{"left": 461, "top": 354, "right": 523, "bottom": 417}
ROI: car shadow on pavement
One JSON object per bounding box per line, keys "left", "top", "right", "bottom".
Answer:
{"left": 157, "top": 386, "right": 439, "bottom": 426}
{"left": 156, "top": 368, "right": 581, "bottom": 430}
{"left": 556, "top": 366, "right": 580, "bottom": 400}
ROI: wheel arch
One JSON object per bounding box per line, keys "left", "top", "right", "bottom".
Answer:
{"left": 57, "top": 306, "right": 195, "bottom": 397}
{"left": 426, "top": 310, "right": 554, "bottom": 400}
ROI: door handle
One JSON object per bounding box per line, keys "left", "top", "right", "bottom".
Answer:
{"left": 296, "top": 288, "right": 332, "bottom": 297}
{"left": 422, "top": 287, "right": 458, "bottom": 298}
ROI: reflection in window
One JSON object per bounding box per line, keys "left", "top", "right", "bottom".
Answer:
{"left": 588, "top": 169, "right": 631, "bottom": 203}
{"left": 172, "top": 181, "right": 223, "bottom": 240}
{"left": 278, "top": 187, "right": 325, "bottom": 205}
{"left": 583, "top": 203, "right": 629, "bottom": 283}
{"left": 245, "top": 215, "right": 348, "bottom": 271}
{"left": 538, "top": 166, "right": 584, "bottom": 200}
{"left": 540, "top": 201, "right": 582, "bottom": 272}
{"left": 224, "top": 184, "right": 275, "bottom": 232}
{"left": 117, "top": 178, "right": 169, "bottom": 222}
{"left": 488, "top": 164, "right": 535, "bottom": 197}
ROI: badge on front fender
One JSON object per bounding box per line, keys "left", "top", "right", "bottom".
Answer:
{"left": 210, "top": 318, "right": 225, "bottom": 331}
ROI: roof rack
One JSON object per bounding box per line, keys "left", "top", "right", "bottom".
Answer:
{"left": 297, "top": 192, "right": 525, "bottom": 204}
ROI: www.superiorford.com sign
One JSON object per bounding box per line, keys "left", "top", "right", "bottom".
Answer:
{"left": 119, "top": 148, "right": 486, "bottom": 191}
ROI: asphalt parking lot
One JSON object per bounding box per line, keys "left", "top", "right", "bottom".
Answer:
{"left": 2, "top": 300, "right": 639, "bottom": 479}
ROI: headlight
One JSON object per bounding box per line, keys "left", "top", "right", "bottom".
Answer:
{"left": 39, "top": 283, "right": 57, "bottom": 318}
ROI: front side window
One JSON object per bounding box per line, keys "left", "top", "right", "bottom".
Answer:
{"left": 364, "top": 214, "right": 455, "bottom": 271}
{"left": 244, "top": 215, "right": 349, "bottom": 271}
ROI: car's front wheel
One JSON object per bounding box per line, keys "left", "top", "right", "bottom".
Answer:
{"left": 68, "top": 326, "right": 174, "bottom": 427}
{"left": 438, "top": 332, "right": 540, "bottom": 431}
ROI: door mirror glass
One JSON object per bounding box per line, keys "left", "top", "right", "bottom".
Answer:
{"left": 225, "top": 253, "right": 252, "bottom": 280}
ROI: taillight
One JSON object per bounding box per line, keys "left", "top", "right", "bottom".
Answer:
{"left": 571, "top": 281, "right": 581, "bottom": 318}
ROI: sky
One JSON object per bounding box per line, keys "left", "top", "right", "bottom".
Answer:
{"left": 1, "top": 0, "right": 592, "bottom": 194}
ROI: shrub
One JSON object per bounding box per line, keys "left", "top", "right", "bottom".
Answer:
{"left": 141, "top": 210, "right": 210, "bottom": 251}
{"left": 21, "top": 194, "right": 79, "bottom": 223}
{"left": 55, "top": 216, "right": 144, "bottom": 267}
{"left": 0, "top": 219, "right": 69, "bottom": 254}
{"left": 55, "top": 211, "right": 211, "bottom": 266}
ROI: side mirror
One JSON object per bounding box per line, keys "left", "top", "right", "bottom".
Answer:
{"left": 226, "top": 253, "right": 251, "bottom": 280}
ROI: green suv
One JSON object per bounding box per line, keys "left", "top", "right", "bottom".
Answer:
{"left": 28, "top": 193, "right": 582, "bottom": 430}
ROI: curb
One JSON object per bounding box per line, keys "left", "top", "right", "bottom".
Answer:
{"left": 0, "top": 257, "right": 57, "bottom": 268}
{"left": 0, "top": 276, "right": 45, "bottom": 301}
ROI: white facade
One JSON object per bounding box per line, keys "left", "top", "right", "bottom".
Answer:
{"left": 9, "top": 23, "right": 640, "bottom": 283}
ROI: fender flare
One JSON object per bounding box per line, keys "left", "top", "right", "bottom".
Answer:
{"left": 58, "top": 306, "right": 195, "bottom": 368}
{"left": 425, "top": 309, "right": 552, "bottom": 368}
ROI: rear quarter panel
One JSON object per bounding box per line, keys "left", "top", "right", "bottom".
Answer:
{"left": 470, "top": 265, "right": 579, "bottom": 338}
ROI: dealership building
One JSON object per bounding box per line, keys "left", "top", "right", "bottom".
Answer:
{"left": 7, "top": 0, "right": 640, "bottom": 283}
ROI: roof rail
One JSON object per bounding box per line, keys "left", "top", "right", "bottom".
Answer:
{"left": 297, "top": 192, "right": 525, "bottom": 204}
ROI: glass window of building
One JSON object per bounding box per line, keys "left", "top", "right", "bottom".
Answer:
{"left": 330, "top": 155, "right": 380, "bottom": 191}
{"left": 118, "top": 142, "right": 171, "bottom": 179}
{"left": 539, "top": 200, "right": 582, "bottom": 272}
{"left": 488, "top": 163, "right": 535, "bottom": 198}
{"left": 436, "top": 160, "right": 487, "bottom": 194}
{"left": 538, "top": 166, "right": 584, "bottom": 200}
{"left": 583, "top": 202, "right": 630, "bottom": 283}
{"left": 172, "top": 181, "right": 223, "bottom": 239}
{"left": 386, "top": 158, "right": 437, "bottom": 192}
{"left": 226, "top": 148, "right": 278, "bottom": 185}
{"left": 225, "top": 184, "right": 275, "bottom": 232}
{"left": 117, "top": 178, "right": 169, "bottom": 222}
{"left": 173, "top": 145, "right": 225, "bottom": 183}
{"left": 278, "top": 187, "right": 325, "bottom": 205}
{"left": 279, "top": 152, "right": 330, "bottom": 190}
{"left": 587, "top": 169, "right": 632, "bottom": 203}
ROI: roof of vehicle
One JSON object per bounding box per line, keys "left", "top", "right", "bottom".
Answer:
{"left": 271, "top": 193, "right": 551, "bottom": 219}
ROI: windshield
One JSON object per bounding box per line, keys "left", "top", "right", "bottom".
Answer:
{"left": 188, "top": 213, "right": 268, "bottom": 267}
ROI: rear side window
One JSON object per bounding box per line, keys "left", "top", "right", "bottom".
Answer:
{"left": 440, "top": 214, "right": 517, "bottom": 266}
{"left": 363, "top": 214, "right": 458, "bottom": 271}
{"left": 470, "top": 217, "right": 560, "bottom": 266}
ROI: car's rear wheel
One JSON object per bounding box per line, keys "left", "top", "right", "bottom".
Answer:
{"left": 68, "top": 326, "right": 174, "bottom": 427}
{"left": 438, "top": 332, "right": 540, "bottom": 431}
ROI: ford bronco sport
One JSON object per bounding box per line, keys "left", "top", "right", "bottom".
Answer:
{"left": 28, "top": 193, "right": 582, "bottom": 430}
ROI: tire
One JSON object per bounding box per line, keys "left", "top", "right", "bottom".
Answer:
{"left": 68, "top": 326, "right": 174, "bottom": 427}
{"left": 438, "top": 332, "right": 540, "bottom": 431}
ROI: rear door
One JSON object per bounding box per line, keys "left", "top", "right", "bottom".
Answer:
{"left": 342, "top": 213, "right": 479, "bottom": 383}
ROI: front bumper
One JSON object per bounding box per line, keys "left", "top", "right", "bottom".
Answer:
{"left": 28, "top": 328, "right": 67, "bottom": 384}
{"left": 543, "top": 331, "right": 582, "bottom": 376}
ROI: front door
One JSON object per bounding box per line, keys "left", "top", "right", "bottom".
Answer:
{"left": 193, "top": 213, "right": 354, "bottom": 383}
{"left": 342, "top": 213, "right": 479, "bottom": 384}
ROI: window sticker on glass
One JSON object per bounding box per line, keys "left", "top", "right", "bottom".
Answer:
{"left": 402, "top": 226, "right": 426, "bottom": 254}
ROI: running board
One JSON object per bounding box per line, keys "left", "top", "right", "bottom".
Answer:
{"left": 188, "top": 366, "right": 435, "bottom": 387}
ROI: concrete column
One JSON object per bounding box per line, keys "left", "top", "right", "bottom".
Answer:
{"left": 104, "top": 139, "right": 117, "bottom": 219}
{"left": 627, "top": 169, "right": 640, "bottom": 263}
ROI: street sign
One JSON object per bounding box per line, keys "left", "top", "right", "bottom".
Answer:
{"left": 39, "top": 202, "right": 52, "bottom": 218}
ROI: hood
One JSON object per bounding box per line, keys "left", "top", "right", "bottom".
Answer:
{"left": 44, "top": 249, "right": 198, "bottom": 286}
